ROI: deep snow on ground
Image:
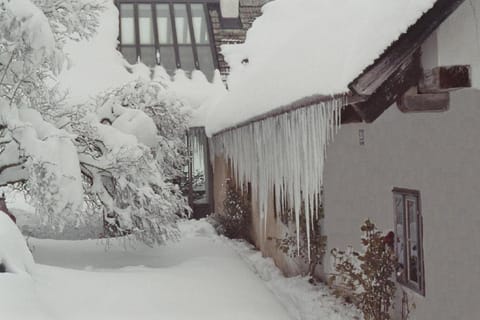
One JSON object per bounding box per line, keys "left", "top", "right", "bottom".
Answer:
{"left": 1, "top": 219, "right": 358, "bottom": 320}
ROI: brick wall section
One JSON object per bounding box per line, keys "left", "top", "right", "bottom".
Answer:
{"left": 208, "top": 0, "right": 270, "bottom": 78}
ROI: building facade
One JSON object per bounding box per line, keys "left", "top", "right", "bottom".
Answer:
{"left": 210, "top": 0, "right": 480, "bottom": 318}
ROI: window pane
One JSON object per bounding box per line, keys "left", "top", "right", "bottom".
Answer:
{"left": 192, "top": 132, "right": 207, "bottom": 204}
{"left": 178, "top": 46, "right": 195, "bottom": 71}
{"left": 159, "top": 46, "right": 176, "bottom": 75}
{"left": 156, "top": 4, "right": 173, "bottom": 44}
{"left": 174, "top": 4, "right": 191, "bottom": 44}
{"left": 121, "top": 46, "right": 137, "bottom": 64}
{"left": 394, "top": 194, "right": 405, "bottom": 272}
{"left": 406, "top": 198, "right": 419, "bottom": 284}
{"left": 120, "top": 4, "right": 135, "bottom": 45}
{"left": 197, "top": 46, "right": 214, "bottom": 81}
{"left": 138, "top": 4, "right": 154, "bottom": 45}
{"left": 191, "top": 4, "right": 209, "bottom": 44}
{"left": 140, "top": 46, "right": 156, "bottom": 66}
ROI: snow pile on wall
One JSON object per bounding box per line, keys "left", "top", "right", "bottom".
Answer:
{"left": 229, "top": 239, "right": 362, "bottom": 320}
{"left": 206, "top": 0, "right": 436, "bottom": 134}
{"left": 0, "top": 213, "right": 35, "bottom": 274}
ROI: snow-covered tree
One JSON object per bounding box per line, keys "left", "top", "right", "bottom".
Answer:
{"left": 0, "top": 0, "right": 101, "bottom": 222}
{"left": 0, "top": 0, "right": 190, "bottom": 244}
{"left": 74, "top": 78, "right": 191, "bottom": 244}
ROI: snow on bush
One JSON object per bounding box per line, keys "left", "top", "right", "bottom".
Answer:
{"left": 94, "top": 78, "right": 191, "bottom": 182}
{"left": 0, "top": 0, "right": 190, "bottom": 244}
{"left": 0, "top": 0, "right": 103, "bottom": 229}
{"left": 0, "top": 212, "right": 34, "bottom": 274}
{"left": 65, "top": 78, "right": 191, "bottom": 244}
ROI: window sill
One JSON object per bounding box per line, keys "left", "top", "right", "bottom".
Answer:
{"left": 397, "top": 281, "right": 426, "bottom": 298}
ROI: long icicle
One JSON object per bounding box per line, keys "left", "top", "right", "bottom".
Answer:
{"left": 212, "top": 96, "right": 344, "bottom": 259}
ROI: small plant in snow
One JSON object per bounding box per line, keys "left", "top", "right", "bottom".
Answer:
{"left": 329, "top": 219, "right": 397, "bottom": 320}
{"left": 277, "top": 205, "right": 326, "bottom": 280}
{"left": 209, "top": 178, "right": 251, "bottom": 240}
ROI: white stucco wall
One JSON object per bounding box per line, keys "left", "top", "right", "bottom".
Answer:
{"left": 323, "top": 3, "right": 480, "bottom": 318}
{"left": 324, "top": 7, "right": 480, "bottom": 315}
{"left": 324, "top": 89, "right": 480, "bottom": 319}
{"left": 427, "top": 0, "right": 480, "bottom": 87}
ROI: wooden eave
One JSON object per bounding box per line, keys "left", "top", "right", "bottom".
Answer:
{"left": 347, "top": 0, "right": 466, "bottom": 122}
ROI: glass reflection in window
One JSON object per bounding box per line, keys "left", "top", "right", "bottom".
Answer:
{"left": 120, "top": 4, "right": 135, "bottom": 45}
{"left": 174, "top": 4, "right": 191, "bottom": 44}
{"left": 138, "top": 4, "right": 154, "bottom": 45}
{"left": 191, "top": 4, "right": 209, "bottom": 44}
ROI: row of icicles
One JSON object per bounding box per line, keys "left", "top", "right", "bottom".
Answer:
{"left": 212, "top": 97, "right": 345, "bottom": 259}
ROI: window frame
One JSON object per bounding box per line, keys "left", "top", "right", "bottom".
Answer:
{"left": 116, "top": 0, "right": 219, "bottom": 78}
{"left": 392, "top": 187, "right": 426, "bottom": 296}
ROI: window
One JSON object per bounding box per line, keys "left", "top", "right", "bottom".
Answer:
{"left": 117, "top": 1, "right": 218, "bottom": 80}
{"left": 393, "top": 188, "right": 425, "bottom": 295}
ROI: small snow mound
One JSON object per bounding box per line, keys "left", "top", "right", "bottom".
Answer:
{"left": 228, "top": 240, "right": 362, "bottom": 320}
{"left": 0, "top": 213, "right": 35, "bottom": 274}
{"left": 178, "top": 219, "right": 217, "bottom": 238}
{"left": 112, "top": 109, "right": 158, "bottom": 148}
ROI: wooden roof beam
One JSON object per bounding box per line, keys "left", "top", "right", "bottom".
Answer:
{"left": 419, "top": 65, "right": 471, "bottom": 93}
{"left": 350, "top": 51, "right": 422, "bottom": 123}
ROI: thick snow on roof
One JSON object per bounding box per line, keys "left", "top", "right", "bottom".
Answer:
{"left": 205, "top": 0, "right": 436, "bottom": 135}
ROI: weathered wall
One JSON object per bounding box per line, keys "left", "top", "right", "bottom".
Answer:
{"left": 323, "top": 90, "right": 480, "bottom": 319}
{"left": 212, "top": 153, "right": 303, "bottom": 276}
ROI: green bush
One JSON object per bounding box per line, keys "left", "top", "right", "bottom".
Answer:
{"left": 330, "top": 219, "right": 397, "bottom": 320}
{"left": 277, "top": 207, "right": 326, "bottom": 280}
{"left": 209, "top": 179, "right": 251, "bottom": 240}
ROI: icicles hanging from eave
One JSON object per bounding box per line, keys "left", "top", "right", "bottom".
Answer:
{"left": 212, "top": 97, "right": 345, "bottom": 257}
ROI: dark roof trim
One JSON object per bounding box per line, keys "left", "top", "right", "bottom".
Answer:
{"left": 212, "top": 93, "right": 364, "bottom": 137}
{"left": 349, "top": 0, "right": 466, "bottom": 97}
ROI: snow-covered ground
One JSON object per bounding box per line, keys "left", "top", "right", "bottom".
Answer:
{"left": 1, "top": 219, "right": 359, "bottom": 320}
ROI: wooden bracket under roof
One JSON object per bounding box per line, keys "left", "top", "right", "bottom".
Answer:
{"left": 398, "top": 65, "right": 471, "bottom": 113}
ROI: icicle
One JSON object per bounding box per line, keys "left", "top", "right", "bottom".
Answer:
{"left": 211, "top": 96, "right": 345, "bottom": 257}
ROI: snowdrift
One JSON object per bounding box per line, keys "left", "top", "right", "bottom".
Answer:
{"left": 0, "top": 212, "right": 35, "bottom": 274}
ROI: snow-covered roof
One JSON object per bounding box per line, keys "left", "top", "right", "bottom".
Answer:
{"left": 205, "top": 0, "right": 436, "bottom": 135}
